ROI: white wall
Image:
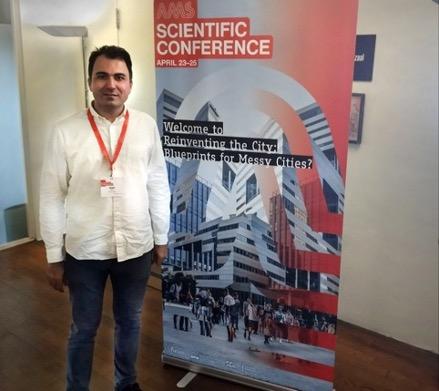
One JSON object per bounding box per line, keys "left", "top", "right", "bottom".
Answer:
{"left": 19, "top": 24, "right": 85, "bottom": 239}
{"left": 339, "top": 0, "right": 439, "bottom": 353}
{"left": 117, "top": 0, "right": 157, "bottom": 117}
{"left": 18, "top": 0, "right": 156, "bottom": 239}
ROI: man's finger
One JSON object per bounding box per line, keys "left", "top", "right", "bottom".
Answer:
{"left": 48, "top": 274, "right": 64, "bottom": 292}
{"left": 153, "top": 245, "right": 167, "bottom": 265}
{"left": 56, "top": 279, "right": 64, "bottom": 292}
{"left": 51, "top": 277, "right": 64, "bottom": 292}
{"left": 47, "top": 262, "right": 65, "bottom": 292}
{"left": 152, "top": 254, "right": 160, "bottom": 265}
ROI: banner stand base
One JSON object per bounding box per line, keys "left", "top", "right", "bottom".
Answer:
{"left": 177, "top": 371, "right": 198, "bottom": 388}
{"left": 162, "top": 354, "right": 299, "bottom": 391}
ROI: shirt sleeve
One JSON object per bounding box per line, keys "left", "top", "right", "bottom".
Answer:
{"left": 146, "top": 122, "right": 171, "bottom": 245}
{"left": 39, "top": 125, "right": 69, "bottom": 263}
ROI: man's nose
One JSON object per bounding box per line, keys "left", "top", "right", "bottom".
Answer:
{"left": 105, "top": 77, "right": 116, "bottom": 88}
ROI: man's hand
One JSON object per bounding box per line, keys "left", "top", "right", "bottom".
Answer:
{"left": 47, "top": 262, "right": 66, "bottom": 292}
{"left": 152, "top": 245, "right": 168, "bottom": 265}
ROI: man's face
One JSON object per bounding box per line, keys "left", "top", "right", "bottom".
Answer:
{"left": 89, "top": 55, "right": 132, "bottom": 112}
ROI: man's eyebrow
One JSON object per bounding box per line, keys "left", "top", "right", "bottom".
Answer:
{"left": 94, "top": 71, "right": 127, "bottom": 77}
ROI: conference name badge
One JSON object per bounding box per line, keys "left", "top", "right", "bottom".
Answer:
{"left": 100, "top": 177, "right": 124, "bottom": 198}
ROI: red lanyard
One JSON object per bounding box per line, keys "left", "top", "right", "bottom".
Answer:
{"left": 87, "top": 109, "right": 129, "bottom": 174}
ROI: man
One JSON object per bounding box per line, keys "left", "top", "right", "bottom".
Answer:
{"left": 223, "top": 288, "right": 235, "bottom": 324}
{"left": 40, "top": 45, "right": 170, "bottom": 391}
{"left": 232, "top": 292, "right": 240, "bottom": 330}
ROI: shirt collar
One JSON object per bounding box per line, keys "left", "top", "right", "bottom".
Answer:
{"left": 88, "top": 102, "right": 127, "bottom": 123}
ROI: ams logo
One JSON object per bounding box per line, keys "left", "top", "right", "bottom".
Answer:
{"left": 155, "top": 1, "right": 196, "bottom": 19}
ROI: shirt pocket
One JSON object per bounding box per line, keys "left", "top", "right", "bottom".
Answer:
{"left": 122, "top": 142, "right": 153, "bottom": 175}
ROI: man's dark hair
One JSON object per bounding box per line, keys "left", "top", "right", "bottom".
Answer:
{"left": 88, "top": 45, "right": 133, "bottom": 81}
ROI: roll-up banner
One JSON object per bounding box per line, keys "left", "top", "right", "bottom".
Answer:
{"left": 155, "top": 1, "right": 358, "bottom": 390}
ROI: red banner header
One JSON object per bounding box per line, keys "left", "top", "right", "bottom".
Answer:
{"left": 154, "top": 1, "right": 273, "bottom": 67}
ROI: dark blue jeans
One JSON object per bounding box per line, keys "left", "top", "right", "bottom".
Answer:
{"left": 64, "top": 252, "right": 152, "bottom": 391}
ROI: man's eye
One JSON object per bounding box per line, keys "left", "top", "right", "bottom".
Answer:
{"left": 115, "top": 75, "right": 125, "bottom": 81}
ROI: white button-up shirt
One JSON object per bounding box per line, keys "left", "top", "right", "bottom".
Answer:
{"left": 40, "top": 105, "right": 170, "bottom": 263}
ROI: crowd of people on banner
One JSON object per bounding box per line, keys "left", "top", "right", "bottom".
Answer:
{"left": 162, "top": 272, "right": 337, "bottom": 345}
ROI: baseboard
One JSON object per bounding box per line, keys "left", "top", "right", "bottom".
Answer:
{"left": 0, "top": 237, "right": 34, "bottom": 251}
{"left": 337, "top": 319, "right": 439, "bottom": 356}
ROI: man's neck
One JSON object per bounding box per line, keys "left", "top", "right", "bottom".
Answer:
{"left": 92, "top": 101, "right": 124, "bottom": 123}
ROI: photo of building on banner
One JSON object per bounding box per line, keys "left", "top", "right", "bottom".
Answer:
{"left": 154, "top": 1, "right": 358, "bottom": 390}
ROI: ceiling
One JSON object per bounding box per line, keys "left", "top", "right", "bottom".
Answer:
{"left": 1, "top": 0, "right": 437, "bottom": 27}
{"left": 0, "top": 0, "right": 109, "bottom": 26}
